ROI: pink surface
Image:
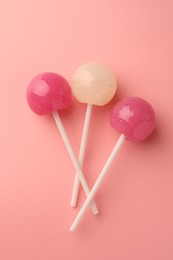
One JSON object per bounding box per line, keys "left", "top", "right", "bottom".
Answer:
{"left": 0, "top": 0, "right": 173, "bottom": 259}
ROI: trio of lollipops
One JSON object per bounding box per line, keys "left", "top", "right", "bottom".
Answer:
{"left": 26, "top": 62, "right": 156, "bottom": 232}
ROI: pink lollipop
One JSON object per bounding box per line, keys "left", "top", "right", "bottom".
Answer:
{"left": 26, "top": 72, "right": 98, "bottom": 214}
{"left": 27, "top": 73, "right": 72, "bottom": 115}
{"left": 70, "top": 97, "right": 156, "bottom": 231}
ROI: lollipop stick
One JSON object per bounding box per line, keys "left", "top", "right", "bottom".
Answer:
{"left": 70, "top": 134, "right": 126, "bottom": 231}
{"left": 71, "top": 104, "right": 93, "bottom": 207}
{"left": 52, "top": 111, "right": 99, "bottom": 215}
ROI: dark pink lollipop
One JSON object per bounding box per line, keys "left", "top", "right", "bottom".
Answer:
{"left": 70, "top": 97, "right": 156, "bottom": 231}
{"left": 26, "top": 72, "right": 98, "bottom": 214}
{"left": 26, "top": 72, "right": 72, "bottom": 115}
{"left": 110, "top": 97, "right": 156, "bottom": 141}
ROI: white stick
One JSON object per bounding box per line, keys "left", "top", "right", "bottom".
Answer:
{"left": 52, "top": 111, "right": 99, "bottom": 215}
{"left": 71, "top": 104, "right": 93, "bottom": 207}
{"left": 70, "top": 134, "right": 126, "bottom": 231}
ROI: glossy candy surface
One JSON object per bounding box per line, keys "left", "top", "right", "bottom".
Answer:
{"left": 110, "top": 97, "right": 156, "bottom": 141}
{"left": 71, "top": 62, "right": 117, "bottom": 106}
{"left": 26, "top": 73, "right": 72, "bottom": 115}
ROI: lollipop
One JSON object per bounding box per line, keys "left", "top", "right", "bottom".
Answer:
{"left": 71, "top": 62, "right": 117, "bottom": 207}
{"left": 26, "top": 72, "right": 99, "bottom": 214}
{"left": 70, "top": 97, "right": 156, "bottom": 231}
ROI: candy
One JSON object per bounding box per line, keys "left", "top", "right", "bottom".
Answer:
{"left": 26, "top": 73, "right": 72, "bottom": 115}
{"left": 110, "top": 97, "right": 156, "bottom": 141}
{"left": 70, "top": 97, "right": 156, "bottom": 231}
{"left": 26, "top": 72, "right": 98, "bottom": 214}
{"left": 71, "top": 62, "right": 116, "bottom": 105}
{"left": 70, "top": 62, "right": 117, "bottom": 208}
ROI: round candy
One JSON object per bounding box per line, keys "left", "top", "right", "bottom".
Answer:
{"left": 71, "top": 62, "right": 117, "bottom": 106}
{"left": 110, "top": 97, "right": 156, "bottom": 141}
{"left": 26, "top": 73, "right": 72, "bottom": 115}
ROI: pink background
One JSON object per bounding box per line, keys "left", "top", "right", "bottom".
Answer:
{"left": 0, "top": 0, "right": 173, "bottom": 259}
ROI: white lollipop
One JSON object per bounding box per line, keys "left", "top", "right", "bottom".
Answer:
{"left": 71, "top": 62, "right": 117, "bottom": 207}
